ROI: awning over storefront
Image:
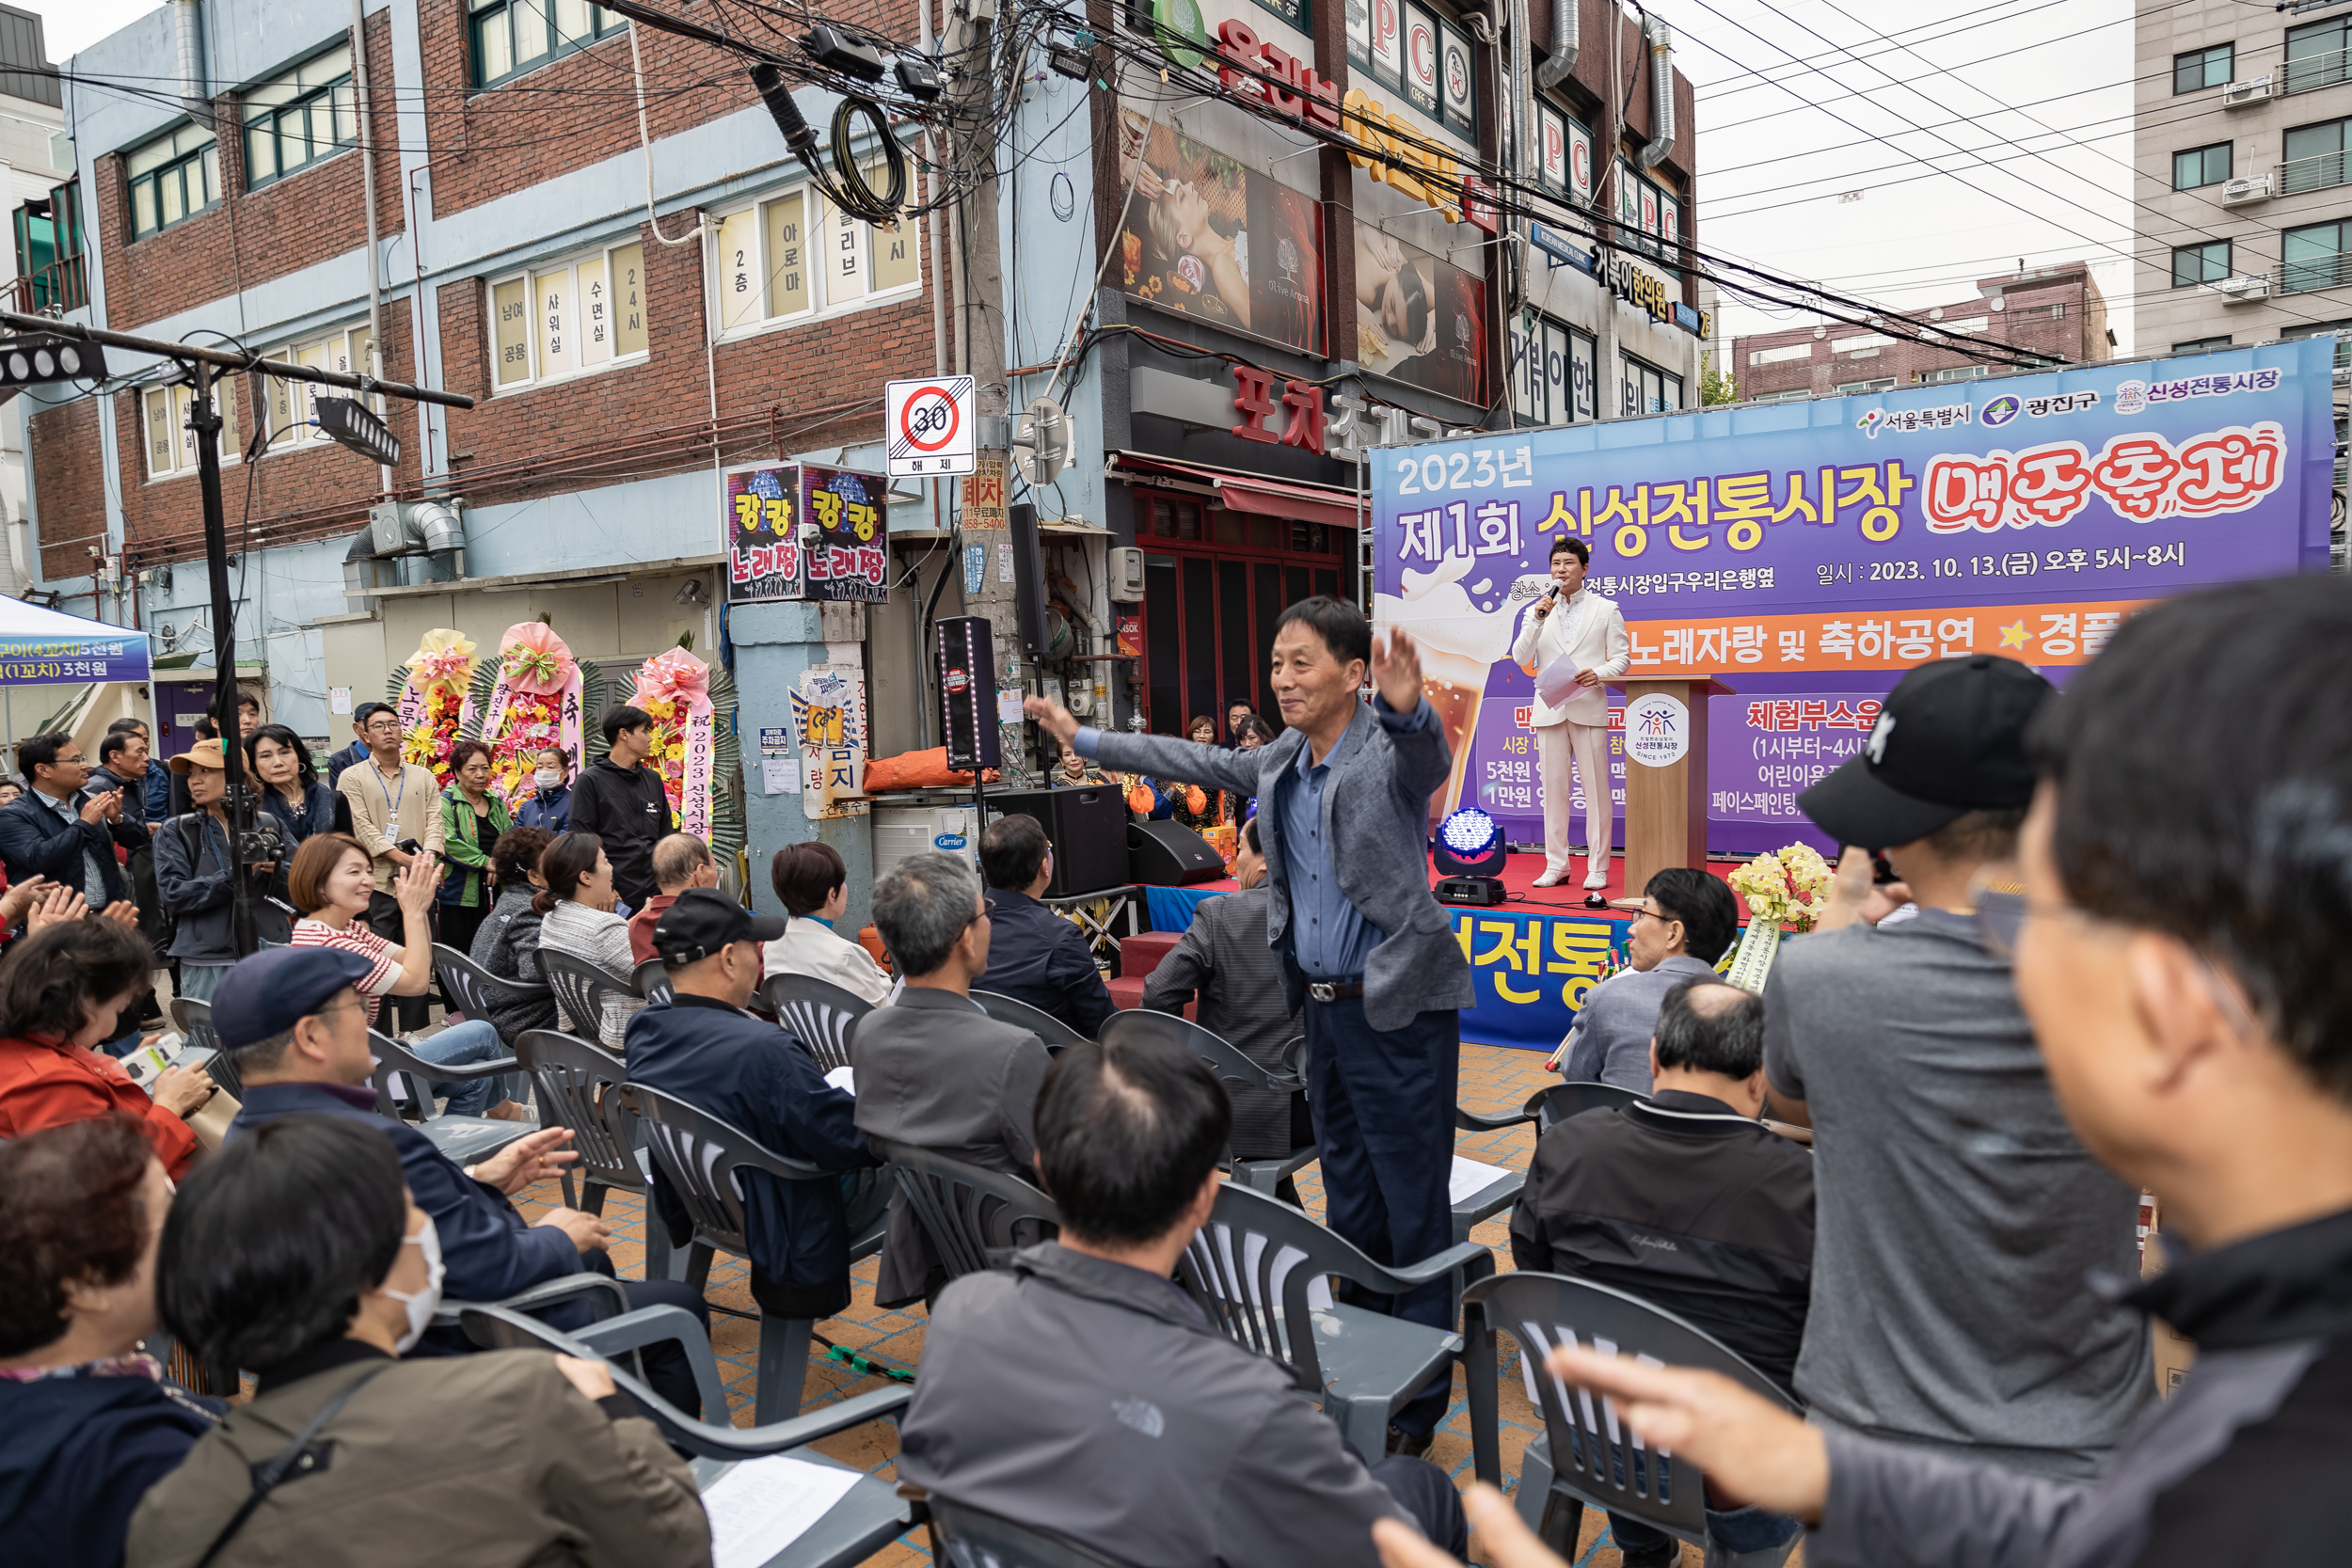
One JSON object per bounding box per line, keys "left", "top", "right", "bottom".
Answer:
{"left": 0, "top": 597, "right": 151, "bottom": 685}
{"left": 1107, "top": 451, "right": 1366, "bottom": 533}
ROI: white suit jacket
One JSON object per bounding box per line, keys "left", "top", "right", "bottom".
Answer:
{"left": 1510, "top": 586, "right": 1631, "bottom": 727}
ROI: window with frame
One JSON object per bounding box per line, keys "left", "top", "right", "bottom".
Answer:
{"left": 2172, "top": 43, "right": 2233, "bottom": 95}
{"left": 2171, "top": 240, "right": 2230, "bottom": 287}
{"left": 141, "top": 377, "right": 243, "bottom": 479}
{"left": 490, "top": 240, "right": 649, "bottom": 391}
{"left": 2172, "top": 142, "right": 2232, "bottom": 190}
{"left": 2172, "top": 335, "right": 2233, "bottom": 353}
{"left": 1508, "top": 310, "right": 1596, "bottom": 425}
{"left": 243, "top": 43, "right": 356, "bottom": 190}
{"left": 1620, "top": 355, "right": 1681, "bottom": 415}
{"left": 470, "top": 0, "right": 626, "bottom": 90}
{"left": 2282, "top": 218, "right": 2352, "bottom": 293}
{"left": 258, "top": 326, "right": 376, "bottom": 451}
{"left": 1833, "top": 376, "right": 1896, "bottom": 394}
{"left": 1530, "top": 97, "right": 1593, "bottom": 207}
{"left": 126, "top": 124, "right": 217, "bottom": 239}
{"left": 1919, "top": 365, "right": 1987, "bottom": 384}
{"left": 1613, "top": 159, "right": 1682, "bottom": 275}
{"left": 2282, "top": 117, "right": 2352, "bottom": 195}
{"left": 710, "top": 183, "right": 921, "bottom": 340}
{"left": 2287, "top": 18, "right": 2352, "bottom": 95}
{"left": 1346, "top": 0, "right": 1477, "bottom": 143}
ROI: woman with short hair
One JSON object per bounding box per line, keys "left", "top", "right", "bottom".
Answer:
{"left": 469, "top": 825, "right": 559, "bottom": 1045}
{"left": 437, "top": 740, "right": 514, "bottom": 958}
{"left": 126, "top": 1115, "right": 709, "bottom": 1568}
{"left": 0, "top": 1117, "right": 217, "bottom": 1568}
{"left": 0, "top": 922, "right": 211, "bottom": 1178}
{"left": 286, "top": 834, "right": 522, "bottom": 1120}
{"left": 533, "top": 832, "right": 641, "bottom": 1051}
{"left": 761, "top": 840, "right": 891, "bottom": 1006}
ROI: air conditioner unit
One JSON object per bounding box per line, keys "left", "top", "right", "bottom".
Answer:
{"left": 2221, "top": 173, "right": 2274, "bottom": 205}
{"left": 2204, "top": 274, "right": 2271, "bottom": 303}
{"left": 2222, "top": 76, "right": 2276, "bottom": 107}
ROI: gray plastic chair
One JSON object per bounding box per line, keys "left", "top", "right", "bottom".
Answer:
{"left": 1456, "top": 1079, "right": 1645, "bottom": 1137}
{"left": 632, "top": 958, "right": 674, "bottom": 1006}
{"left": 513, "top": 1029, "right": 672, "bottom": 1281}
{"left": 536, "top": 948, "right": 635, "bottom": 1042}
{"left": 367, "top": 1026, "right": 532, "bottom": 1167}
{"left": 922, "top": 1496, "right": 1133, "bottom": 1568}
{"left": 971, "top": 988, "right": 1091, "bottom": 1053}
{"left": 460, "top": 1304, "right": 919, "bottom": 1568}
{"left": 432, "top": 942, "right": 550, "bottom": 1024}
{"left": 762, "top": 973, "right": 871, "bottom": 1074}
{"left": 1176, "top": 1180, "right": 1492, "bottom": 1464}
{"left": 1098, "top": 1009, "right": 1315, "bottom": 1204}
{"left": 171, "top": 997, "right": 240, "bottom": 1101}
{"left": 622, "top": 1083, "right": 883, "bottom": 1423}
{"left": 870, "top": 1139, "right": 1059, "bottom": 1287}
{"left": 1463, "top": 1271, "right": 1804, "bottom": 1568}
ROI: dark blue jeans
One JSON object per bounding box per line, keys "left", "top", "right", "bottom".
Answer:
{"left": 1302, "top": 993, "right": 1460, "bottom": 1435}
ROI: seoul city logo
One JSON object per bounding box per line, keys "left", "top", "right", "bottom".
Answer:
{"left": 1980, "top": 395, "right": 2022, "bottom": 428}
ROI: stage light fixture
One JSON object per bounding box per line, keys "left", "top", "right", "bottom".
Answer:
{"left": 315, "top": 396, "right": 402, "bottom": 466}
{"left": 1433, "top": 806, "right": 1510, "bottom": 905}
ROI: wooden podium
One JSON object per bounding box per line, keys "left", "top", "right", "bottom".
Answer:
{"left": 1613, "top": 676, "right": 1732, "bottom": 897}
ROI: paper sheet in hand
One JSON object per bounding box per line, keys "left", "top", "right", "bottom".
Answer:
{"left": 1534, "top": 654, "right": 1583, "bottom": 707}
{"left": 1449, "top": 1154, "right": 1512, "bottom": 1205}
{"left": 701, "top": 1455, "right": 863, "bottom": 1568}
{"left": 823, "top": 1065, "right": 855, "bottom": 1096}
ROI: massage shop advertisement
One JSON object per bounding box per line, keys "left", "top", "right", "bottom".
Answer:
{"left": 1374, "top": 339, "right": 2334, "bottom": 849}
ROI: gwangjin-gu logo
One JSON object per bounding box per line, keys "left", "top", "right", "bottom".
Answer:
{"left": 1981, "top": 395, "right": 2021, "bottom": 428}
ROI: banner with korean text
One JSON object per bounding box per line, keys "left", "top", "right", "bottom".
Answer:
{"left": 1375, "top": 341, "right": 2334, "bottom": 846}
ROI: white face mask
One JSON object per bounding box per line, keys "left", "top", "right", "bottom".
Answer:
{"left": 382, "top": 1213, "right": 445, "bottom": 1354}
{"left": 534, "top": 768, "right": 563, "bottom": 789}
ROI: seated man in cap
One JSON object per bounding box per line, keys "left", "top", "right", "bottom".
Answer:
{"left": 626, "top": 889, "right": 880, "bottom": 1335}
{"left": 217, "top": 946, "right": 709, "bottom": 1411}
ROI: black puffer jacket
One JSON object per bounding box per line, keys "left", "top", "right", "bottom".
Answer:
{"left": 469, "top": 885, "right": 559, "bottom": 1044}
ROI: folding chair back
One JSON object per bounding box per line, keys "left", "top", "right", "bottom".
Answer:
{"left": 870, "top": 1139, "right": 1059, "bottom": 1284}
{"left": 367, "top": 1026, "right": 531, "bottom": 1166}
{"left": 971, "top": 988, "right": 1091, "bottom": 1053}
{"left": 536, "top": 949, "right": 629, "bottom": 1039}
{"left": 621, "top": 1083, "right": 827, "bottom": 1257}
{"left": 515, "top": 1029, "right": 636, "bottom": 1185}
{"left": 172, "top": 998, "right": 241, "bottom": 1101}
{"left": 1462, "top": 1271, "right": 1800, "bottom": 1552}
{"left": 1531, "top": 1080, "right": 1644, "bottom": 1136}
{"left": 762, "top": 973, "right": 871, "bottom": 1073}
{"left": 633, "top": 958, "right": 675, "bottom": 1006}
{"left": 1099, "top": 1006, "right": 1302, "bottom": 1096}
{"left": 432, "top": 942, "right": 549, "bottom": 1022}
{"left": 927, "top": 1497, "right": 1136, "bottom": 1568}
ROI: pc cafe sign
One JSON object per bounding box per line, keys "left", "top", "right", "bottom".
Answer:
{"left": 1210, "top": 19, "right": 1497, "bottom": 233}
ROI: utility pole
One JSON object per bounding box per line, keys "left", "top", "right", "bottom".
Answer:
{"left": 945, "top": 0, "right": 1028, "bottom": 777}
{"left": 186, "top": 361, "right": 257, "bottom": 955}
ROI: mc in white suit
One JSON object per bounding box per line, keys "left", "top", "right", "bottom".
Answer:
{"left": 1509, "top": 583, "right": 1631, "bottom": 889}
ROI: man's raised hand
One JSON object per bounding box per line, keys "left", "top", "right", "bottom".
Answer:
{"left": 1369, "top": 629, "right": 1425, "bottom": 715}
{"left": 1023, "top": 695, "right": 1083, "bottom": 746}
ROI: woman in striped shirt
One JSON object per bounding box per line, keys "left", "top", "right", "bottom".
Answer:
{"left": 285, "top": 834, "right": 524, "bottom": 1121}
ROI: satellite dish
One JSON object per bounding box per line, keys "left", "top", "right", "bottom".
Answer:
{"left": 1012, "top": 396, "right": 1072, "bottom": 485}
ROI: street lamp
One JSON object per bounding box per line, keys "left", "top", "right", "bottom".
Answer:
{"left": 315, "top": 395, "right": 402, "bottom": 466}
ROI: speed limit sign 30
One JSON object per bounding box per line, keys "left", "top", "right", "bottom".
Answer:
{"left": 885, "top": 375, "right": 977, "bottom": 478}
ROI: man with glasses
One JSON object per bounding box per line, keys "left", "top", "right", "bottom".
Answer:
{"left": 0, "top": 733, "right": 147, "bottom": 924}
{"left": 336, "top": 701, "right": 446, "bottom": 1032}
{"left": 1556, "top": 866, "right": 1740, "bottom": 1092}
{"left": 1764, "top": 655, "right": 2153, "bottom": 1483}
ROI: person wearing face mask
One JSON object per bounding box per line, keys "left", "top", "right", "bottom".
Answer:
{"left": 516, "top": 746, "right": 573, "bottom": 836}
{"left": 215, "top": 947, "right": 710, "bottom": 1415}
{"left": 126, "top": 1112, "right": 712, "bottom": 1568}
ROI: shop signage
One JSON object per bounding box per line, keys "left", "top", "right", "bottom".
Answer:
{"left": 1231, "top": 363, "right": 1327, "bottom": 453}
{"left": 1598, "top": 247, "right": 1676, "bottom": 324}
{"left": 963, "top": 455, "right": 1008, "bottom": 531}
{"left": 723, "top": 461, "right": 890, "bottom": 604}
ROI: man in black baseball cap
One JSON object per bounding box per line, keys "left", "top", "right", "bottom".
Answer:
{"left": 626, "top": 887, "right": 879, "bottom": 1365}
{"left": 1760, "top": 652, "right": 2153, "bottom": 1488}
{"left": 217, "top": 945, "right": 710, "bottom": 1407}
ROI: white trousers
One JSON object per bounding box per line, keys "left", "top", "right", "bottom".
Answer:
{"left": 1537, "top": 720, "right": 1613, "bottom": 885}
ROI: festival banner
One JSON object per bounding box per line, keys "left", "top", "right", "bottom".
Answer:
{"left": 1376, "top": 341, "right": 2334, "bottom": 843}
{"left": 1116, "top": 110, "right": 1326, "bottom": 356}
{"left": 1452, "top": 907, "right": 1626, "bottom": 1052}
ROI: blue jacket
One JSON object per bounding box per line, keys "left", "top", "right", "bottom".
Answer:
{"left": 325, "top": 737, "right": 371, "bottom": 789}
{"left": 516, "top": 783, "right": 571, "bottom": 834}
{"left": 626, "top": 994, "right": 877, "bottom": 1319}
{"left": 977, "top": 886, "right": 1115, "bottom": 1037}
{"left": 0, "top": 787, "right": 142, "bottom": 909}
{"left": 0, "top": 1370, "right": 216, "bottom": 1568}
{"left": 142, "top": 767, "right": 170, "bottom": 824}
{"left": 230, "top": 1082, "right": 583, "bottom": 1341}
{"left": 258, "top": 780, "right": 340, "bottom": 846}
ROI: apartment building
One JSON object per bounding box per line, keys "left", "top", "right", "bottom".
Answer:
{"left": 1732, "top": 261, "right": 2111, "bottom": 402}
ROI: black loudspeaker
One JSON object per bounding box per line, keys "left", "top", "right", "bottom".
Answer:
{"left": 933, "top": 615, "right": 1000, "bottom": 773}
{"left": 1128, "top": 820, "right": 1226, "bottom": 886}
{"left": 987, "top": 784, "right": 1130, "bottom": 898}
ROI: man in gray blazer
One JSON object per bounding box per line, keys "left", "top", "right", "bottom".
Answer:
{"left": 1027, "top": 595, "right": 1474, "bottom": 1451}
{"left": 1141, "top": 813, "right": 1308, "bottom": 1159}
{"left": 851, "top": 851, "right": 1053, "bottom": 1308}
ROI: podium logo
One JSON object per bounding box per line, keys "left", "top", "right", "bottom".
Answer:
{"left": 1623, "top": 693, "right": 1691, "bottom": 769}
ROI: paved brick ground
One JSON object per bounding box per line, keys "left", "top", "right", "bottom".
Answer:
{"left": 512, "top": 1043, "right": 1764, "bottom": 1567}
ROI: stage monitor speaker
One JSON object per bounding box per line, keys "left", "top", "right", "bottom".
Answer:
{"left": 986, "top": 784, "right": 1129, "bottom": 898}
{"left": 1129, "top": 820, "right": 1225, "bottom": 886}
{"left": 932, "top": 615, "right": 999, "bottom": 774}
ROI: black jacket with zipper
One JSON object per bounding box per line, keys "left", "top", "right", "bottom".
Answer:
{"left": 563, "top": 758, "right": 674, "bottom": 910}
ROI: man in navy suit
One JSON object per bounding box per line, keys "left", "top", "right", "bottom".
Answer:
{"left": 0, "top": 732, "right": 146, "bottom": 917}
